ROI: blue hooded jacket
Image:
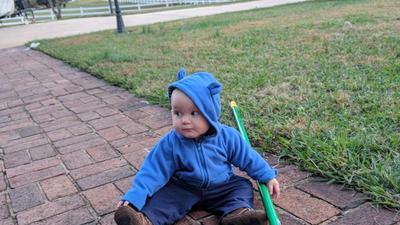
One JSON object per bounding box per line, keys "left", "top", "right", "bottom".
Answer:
{"left": 121, "top": 69, "right": 277, "bottom": 210}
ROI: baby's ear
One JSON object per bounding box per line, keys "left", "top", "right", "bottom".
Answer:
{"left": 208, "top": 82, "right": 222, "bottom": 95}
{"left": 176, "top": 68, "right": 186, "bottom": 80}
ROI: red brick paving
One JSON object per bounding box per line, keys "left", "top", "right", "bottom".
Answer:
{"left": 0, "top": 47, "right": 398, "bottom": 225}
{"left": 83, "top": 183, "right": 122, "bottom": 215}
{"left": 275, "top": 187, "right": 340, "bottom": 224}
{"left": 40, "top": 175, "right": 78, "bottom": 200}
{"left": 296, "top": 178, "right": 367, "bottom": 210}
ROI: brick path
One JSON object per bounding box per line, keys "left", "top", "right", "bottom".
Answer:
{"left": 0, "top": 47, "right": 399, "bottom": 225}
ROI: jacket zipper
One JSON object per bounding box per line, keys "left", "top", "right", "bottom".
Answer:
{"left": 195, "top": 141, "right": 209, "bottom": 188}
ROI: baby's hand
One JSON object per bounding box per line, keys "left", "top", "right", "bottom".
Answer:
{"left": 117, "top": 200, "right": 130, "bottom": 208}
{"left": 266, "top": 178, "right": 280, "bottom": 200}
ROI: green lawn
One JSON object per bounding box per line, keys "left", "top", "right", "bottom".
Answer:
{"left": 65, "top": 0, "right": 113, "bottom": 8}
{"left": 36, "top": 0, "right": 400, "bottom": 209}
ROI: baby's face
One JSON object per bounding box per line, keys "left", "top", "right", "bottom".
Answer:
{"left": 170, "top": 89, "right": 210, "bottom": 139}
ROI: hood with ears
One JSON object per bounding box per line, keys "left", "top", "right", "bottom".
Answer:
{"left": 168, "top": 68, "right": 222, "bottom": 136}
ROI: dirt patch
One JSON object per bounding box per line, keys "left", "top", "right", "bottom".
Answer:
{"left": 58, "top": 34, "right": 104, "bottom": 45}
{"left": 360, "top": 55, "right": 386, "bottom": 65}
{"left": 221, "top": 20, "right": 274, "bottom": 35}
{"left": 332, "top": 90, "right": 351, "bottom": 105}
{"left": 256, "top": 82, "right": 304, "bottom": 102}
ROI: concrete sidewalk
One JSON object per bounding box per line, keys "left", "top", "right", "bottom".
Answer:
{"left": 0, "top": 47, "right": 399, "bottom": 225}
{"left": 0, "top": 0, "right": 306, "bottom": 49}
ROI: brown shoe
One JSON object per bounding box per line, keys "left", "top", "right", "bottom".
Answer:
{"left": 220, "top": 208, "right": 268, "bottom": 225}
{"left": 175, "top": 215, "right": 202, "bottom": 225}
{"left": 114, "top": 206, "right": 152, "bottom": 225}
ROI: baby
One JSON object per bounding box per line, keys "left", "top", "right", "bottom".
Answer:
{"left": 115, "top": 69, "right": 280, "bottom": 225}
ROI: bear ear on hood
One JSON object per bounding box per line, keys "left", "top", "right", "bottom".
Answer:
{"left": 176, "top": 68, "right": 186, "bottom": 80}
{"left": 208, "top": 82, "right": 222, "bottom": 95}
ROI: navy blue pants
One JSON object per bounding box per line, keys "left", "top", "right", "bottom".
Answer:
{"left": 141, "top": 175, "right": 254, "bottom": 225}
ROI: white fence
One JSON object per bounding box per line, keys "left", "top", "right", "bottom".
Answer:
{"left": 0, "top": 16, "right": 28, "bottom": 26}
{"left": 0, "top": 0, "right": 230, "bottom": 26}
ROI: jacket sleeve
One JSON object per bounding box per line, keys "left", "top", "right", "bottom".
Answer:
{"left": 121, "top": 134, "right": 176, "bottom": 210}
{"left": 226, "top": 127, "right": 277, "bottom": 183}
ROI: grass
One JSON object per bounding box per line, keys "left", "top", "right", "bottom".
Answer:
{"left": 36, "top": 0, "right": 400, "bottom": 209}
{"left": 65, "top": 0, "right": 115, "bottom": 8}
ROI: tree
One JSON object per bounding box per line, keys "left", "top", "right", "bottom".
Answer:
{"left": 48, "top": 0, "right": 64, "bottom": 19}
{"left": 35, "top": 0, "right": 51, "bottom": 8}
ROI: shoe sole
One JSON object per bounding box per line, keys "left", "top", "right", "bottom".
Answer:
{"left": 114, "top": 206, "right": 136, "bottom": 225}
{"left": 221, "top": 211, "right": 267, "bottom": 225}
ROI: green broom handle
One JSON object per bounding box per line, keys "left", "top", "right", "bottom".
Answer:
{"left": 230, "top": 101, "right": 280, "bottom": 225}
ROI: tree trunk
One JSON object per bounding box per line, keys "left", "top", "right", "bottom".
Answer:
{"left": 108, "top": 0, "right": 113, "bottom": 14}
{"left": 55, "top": 0, "right": 62, "bottom": 19}
{"left": 49, "top": 0, "right": 62, "bottom": 19}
